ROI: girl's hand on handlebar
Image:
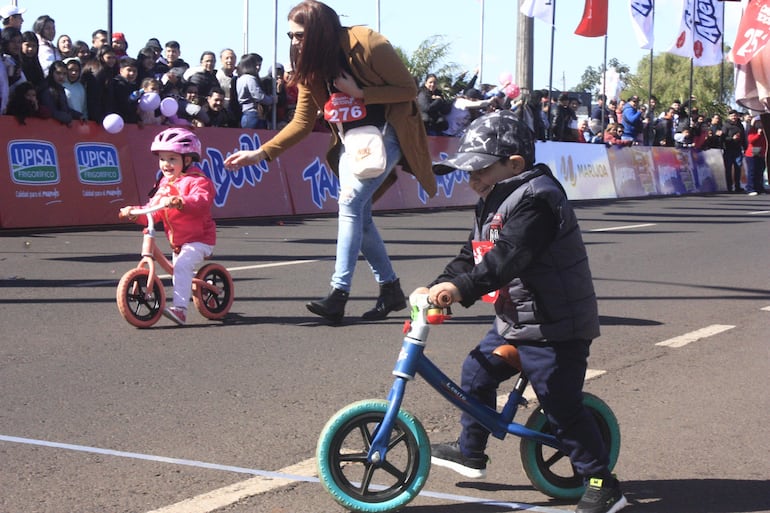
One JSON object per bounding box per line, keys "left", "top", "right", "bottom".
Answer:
{"left": 224, "top": 149, "right": 266, "bottom": 170}
{"left": 428, "top": 283, "right": 461, "bottom": 307}
{"left": 163, "top": 196, "right": 183, "bottom": 210}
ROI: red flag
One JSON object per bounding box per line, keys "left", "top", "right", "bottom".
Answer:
{"left": 575, "top": 0, "right": 608, "bottom": 38}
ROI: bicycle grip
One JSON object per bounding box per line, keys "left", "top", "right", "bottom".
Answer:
{"left": 437, "top": 292, "right": 452, "bottom": 306}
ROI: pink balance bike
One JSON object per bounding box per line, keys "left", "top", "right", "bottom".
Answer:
{"left": 116, "top": 204, "right": 234, "bottom": 328}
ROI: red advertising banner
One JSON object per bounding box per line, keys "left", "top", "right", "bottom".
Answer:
{"left": 0, "top": 117, "right": 727, "bottom": 230}
{"left": 0, "top": 118, "right": 139, "bottom": 229}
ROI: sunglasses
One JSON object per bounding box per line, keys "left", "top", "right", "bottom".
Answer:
{"left": 287, "top": 31, "right": 305, "bottom": 41}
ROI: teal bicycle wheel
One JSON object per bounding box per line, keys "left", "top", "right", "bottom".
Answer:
{"left": 519, "top": 392, "right": 621, "bottom": 500}
{"left": 317, "top": 399, "right": 431, "bottom": 513}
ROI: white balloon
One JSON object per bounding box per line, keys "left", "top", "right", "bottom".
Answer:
{"left": 102, "top": 113, "right": 124, "bottom": 134}
{"left": 160, "top": 97, "right": 178, "bottom": 117}
{"left": 138, "top": 92, "right": 161, "bottom": 112}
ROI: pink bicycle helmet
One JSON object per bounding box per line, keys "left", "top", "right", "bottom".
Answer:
{"left": 151, "top": 127, "right": 202, "bottom": 162}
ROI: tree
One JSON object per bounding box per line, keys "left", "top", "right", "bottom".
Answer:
{"left": 574, "top": 58, "right": 631, "bottom": 95}
{"left": 394, "top": 35, "right": 460, "bottom": 90}
{"left": 625, "top": 52, "right": 734, "bottom": 116}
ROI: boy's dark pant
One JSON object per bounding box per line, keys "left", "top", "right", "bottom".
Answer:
{"left": 458, "top": 326, "right": 611, "bottom": 479}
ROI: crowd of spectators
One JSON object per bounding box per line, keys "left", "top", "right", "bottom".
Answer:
{"left": 1, "top": 6, "right": 763, "bottom": 194}
{"left": 0, "top": 6, "right": 297, "bottom": 129}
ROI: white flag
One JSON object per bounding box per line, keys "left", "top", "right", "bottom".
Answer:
{"left": 520, "top": 0, "right": 554, "bottom": 24}
{"left": 629, "top": 0, "right": 654, "bottom": 50}
{"left": 666, "top": 0, "right": 724, "bottom": 66}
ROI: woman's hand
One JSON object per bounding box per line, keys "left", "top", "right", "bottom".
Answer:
{"left": 333, "top": 71, "right": 364, "bottom": 99}
{"left": 224, "top": 149, "right": 267, "bottom": 170}
{"left": 118, "top": 206, "right": 135, "bottom": 219}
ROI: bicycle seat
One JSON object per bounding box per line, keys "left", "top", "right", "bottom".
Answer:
{"left": 492, "top": 344, "right": 521, "bottom": 370}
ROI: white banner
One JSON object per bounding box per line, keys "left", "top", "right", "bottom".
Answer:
{"left": 666, "top": 0, "right": 724, "bottom": 66}
{"left": 629, "top": 0, "right": 655, "bottom": 49}
{"left": 520, "top": 0, "right": 554, "bottom": 24}
{"left": 536, "top": 141, "right": 618, "bottom": 200}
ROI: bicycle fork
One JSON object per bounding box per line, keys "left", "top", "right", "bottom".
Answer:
{"left": 366, "top": 329, "right": 426, "bottom": 465}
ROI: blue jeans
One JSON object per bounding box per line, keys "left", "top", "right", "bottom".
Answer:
{"left": 240, "top": 110, "right": 258, "bottom": 129}
{"left": 331, "top": 126, "right": 401, "bottom": 292}
{"left": 745, "top": 155, "right": 766, "bottom": 193}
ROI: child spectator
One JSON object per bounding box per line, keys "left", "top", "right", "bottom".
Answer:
{"left": 118, "top": 128, "right": 216, "bottom": 326}
{"left": 425, "top": 110, "right": 627, "bottom": 513}
{"left": 111, "top": 32, "right": 128, "bottom": 60}
{"left": 6, "top": 81, "right": 49, "bottom": 123}
{"left": 39, "top": 60, "right": 83, "bottom": 125}
{"left": 62, "top": 57, "right": 87, "bottom": 119}
{"left": 137, "top": 77, "right": 163, "bottom": 125}
{"left": 109, "top": 56, "right": 140, "bottom": 123}
{"left": 20, "top": 30, "right": 44, "bottom": 88}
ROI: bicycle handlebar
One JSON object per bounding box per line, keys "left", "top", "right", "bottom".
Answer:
{"left": 128, "top": 203, "right": 167, "bottom": 217}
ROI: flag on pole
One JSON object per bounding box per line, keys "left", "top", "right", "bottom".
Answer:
{"left": 575, "top": 0, "right": 608, "bottom": 37}
{"left": 731, "top": 0, "right": 770, "bottom": 65}
{"left": 629, "top": 0, "right": 654, "bottom": 49}
{"left": 520, "top": 0, "right": 554, "bottom": 24}
{"left": 666, "top": 0, "right": 724, "bottom": 66}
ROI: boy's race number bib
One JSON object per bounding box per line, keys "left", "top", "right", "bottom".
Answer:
{"left": 471, "top": 240, "right": 500, "bottom": 303}
{"left": 324, "top": 92, "right": 367, "bottom": 123}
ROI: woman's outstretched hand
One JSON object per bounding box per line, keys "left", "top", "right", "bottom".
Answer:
{"left": 224, "top": 149, "right": 267, "bottom": 170}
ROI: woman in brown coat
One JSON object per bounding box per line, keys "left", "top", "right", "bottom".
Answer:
{"left": 225, "top": 0, "right": 435, "bottom": 324}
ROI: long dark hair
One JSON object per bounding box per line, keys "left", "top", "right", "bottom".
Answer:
{"left": 287, "top": 0, "right": 343, "bottom": 87}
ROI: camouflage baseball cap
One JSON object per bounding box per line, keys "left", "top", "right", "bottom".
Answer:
{"left": 433, "top": 110, "right": 535, "bottom": 175}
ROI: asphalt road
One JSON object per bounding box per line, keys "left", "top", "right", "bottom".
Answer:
{"left": 1, "top": 194, "right": 769, "bottom": 513}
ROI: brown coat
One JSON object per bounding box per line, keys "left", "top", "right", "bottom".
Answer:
{"left": 259, "top": 25, "right": 437, "bottom": 198}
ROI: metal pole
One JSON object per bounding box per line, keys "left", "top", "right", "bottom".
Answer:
{"left": 546, "top": 0, "right": 557, "bottom": 140}
{"left": 647, "top": 0, "right": 654, "bottom": 105}
{"left": 272, "top": 0, "right": 278, "bottom": 129}
{"left": 107, "top": 0, "right": 113, "bottom": 43}
{"left": 376, "top": 0, "right": 381, "bottom": 32}
{"left": 479, "top": 0, "right": 485, "bottom": 84}
{"left": 243, "top": 0, "right": 249, "bottom": 55}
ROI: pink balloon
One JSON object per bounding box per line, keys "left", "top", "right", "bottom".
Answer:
{"left": 504, "top": 83, "right": 520, "bottom": 100}
{"left": 498, "top": 71, "right": 513, "bottom": 86}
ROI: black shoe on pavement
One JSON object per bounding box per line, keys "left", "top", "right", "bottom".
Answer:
{"left": 575, "top": 477, "right": 628, "bottom": 513}
{"left": 361, "top": 278, "right": 407, "bottom": 320}
{"left": 306, "top": 288, "right": 348, "bottom": 324}
{"left": 430, "top": 441, "right": 487, "bottom": 479}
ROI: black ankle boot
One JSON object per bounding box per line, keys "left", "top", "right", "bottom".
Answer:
{"left": 362, "top": 278, "right": 407, "bottom": 320}
{"left": 306, "top": 288, "right": 348, "bottom": 324}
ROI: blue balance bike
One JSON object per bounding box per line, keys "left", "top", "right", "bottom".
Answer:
{"left": 317, "top": 294, "right": 620, "bottom": 512}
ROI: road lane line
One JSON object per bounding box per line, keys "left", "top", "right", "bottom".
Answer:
{"left": 749, "top": 210, "right": 770, "bottom": 215}
{"left": 77, "top": 259, "right": 320, "bottom": 287}
{"left": 589, "top": 223, "right": 656, "bottom": 232}
{"left": 655, "top": 324, "right": 734, "bottom": 348}
{"left": 1, "top": 434, "right": 571, "bottom": 513}
{"left": 761, "top": 306, "right": 770, "bottom": 312}
{"left": 145, "top": 458, "right": 318, "bottom": 513}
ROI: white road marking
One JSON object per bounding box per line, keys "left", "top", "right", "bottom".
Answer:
{"left": 749, "top": 210, "right": 770, "bottom": 215}
{"left": 655, "top": 324, "right": 735, "bottom": 348}
{"left": 145, "top": 458, "right": 318, "bottom": 513}
{"left": 761, "top": 306, "right": 770, "bottom": 312}
{"left": 1, "top": 433, "right": 571, "bottom": 513}
{"left": 77, "top": 259, "right": 320, "bottom": 287}
{"left": 589, "top": 223, "right": 656, "bottom": 232}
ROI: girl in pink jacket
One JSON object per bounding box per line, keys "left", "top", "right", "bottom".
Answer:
{"left": 120, "top": 127, "right": 216, "bottom": 325}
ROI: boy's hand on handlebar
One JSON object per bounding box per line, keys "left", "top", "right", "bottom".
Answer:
{"left": 428, "top": 283, "right": 461, "bottom": 307}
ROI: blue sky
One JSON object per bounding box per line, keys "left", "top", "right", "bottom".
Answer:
{"left": 19, "top": 0, "right": 742, "bottom": 93}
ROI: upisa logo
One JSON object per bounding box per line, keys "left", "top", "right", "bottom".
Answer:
{"left": 8, "top": 140, "right": 59, "bottom": 185}
{"left": 74, "top": 143, "right": 121, "bottom": 185}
